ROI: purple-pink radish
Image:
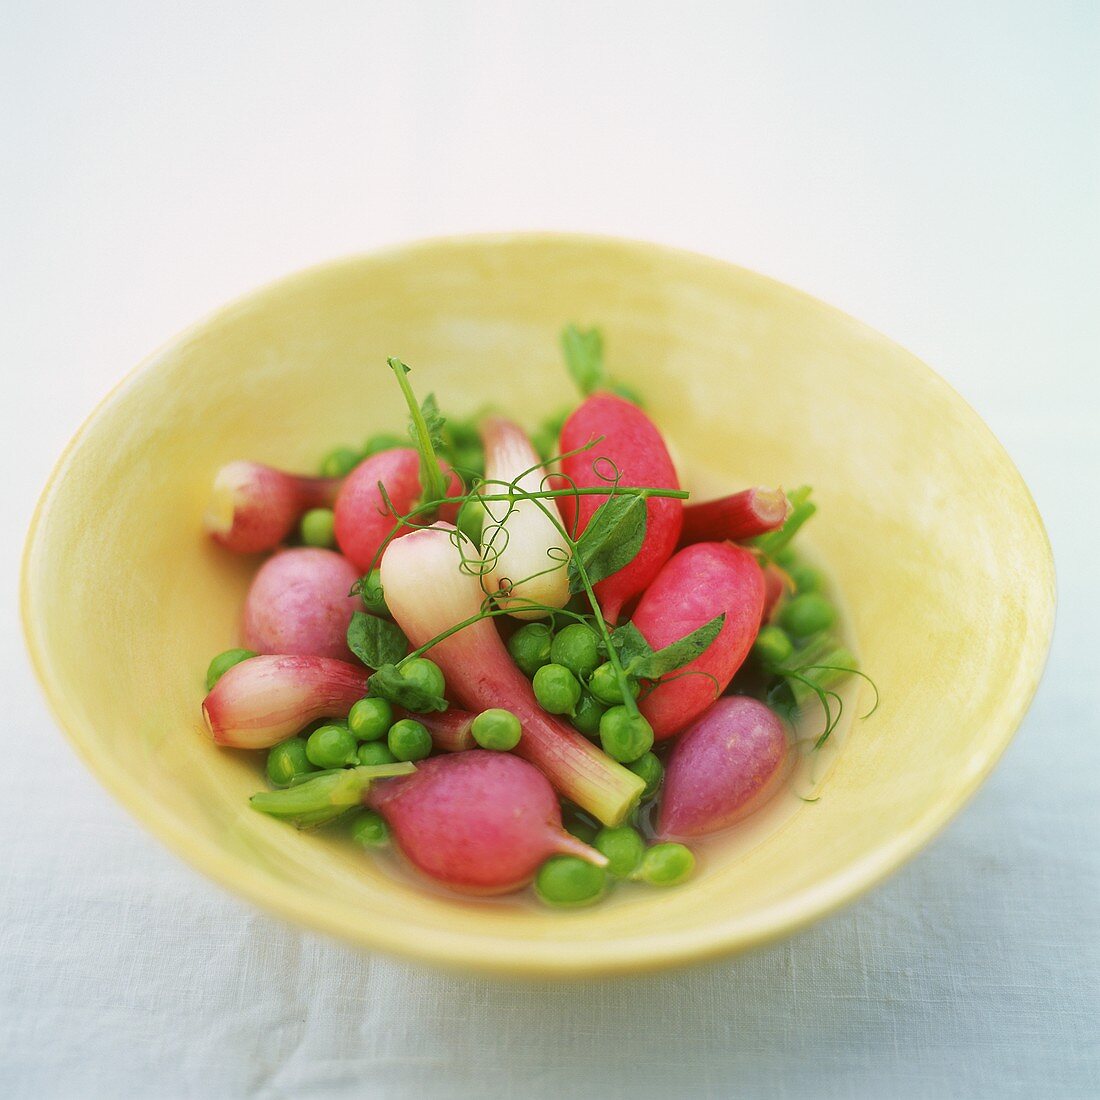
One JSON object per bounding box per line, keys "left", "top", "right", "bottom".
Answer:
{"left": 204, "top": 461, "right": 342, "bottom": 554}
{"left": 203, "top": 654, "right": 368, "bottom": 749}
{"left": 333, "top": 448, "right": 463, "bottom": 572}
{"left": 679, "top": 487, "right": 790, "bottom": 546}
{"left": 367, "top": 751, "right": 605, "bottom": 894}
{"left": 558, "top": 394, "right": 683, "bottom": 624}
{"left": 396, "top": 707, "right": 477, "bottom": 753}
{"left": 242, "top": 548, "right": 360, "bottom": 661}
{"left": 658, "top": 696, "right": 792, "bottom": 838}
{"left": 379, "top": 523, "right": 645, "bottom": 825}
{"left": 632, "top": 542, "right": 766, "bottom": 740}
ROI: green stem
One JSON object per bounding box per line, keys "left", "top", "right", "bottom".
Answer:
{"left": 388, "top": 358, "right": 449, "bottom": 506}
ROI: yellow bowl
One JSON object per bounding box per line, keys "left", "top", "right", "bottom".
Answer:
{"left": 22, "top": 234, "right": 1054, "bottom": 977}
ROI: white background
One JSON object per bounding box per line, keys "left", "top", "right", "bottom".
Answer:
{"left": 2, "top": 2, "right": 1097, "bottom": 1097}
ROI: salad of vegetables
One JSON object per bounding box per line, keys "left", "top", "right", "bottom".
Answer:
{"left": 200, "top": 326, "right": 871, "bottom": 908}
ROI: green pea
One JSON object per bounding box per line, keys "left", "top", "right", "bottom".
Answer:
{"left": 306, "top": 724, "right": 359, "bottom": 768}
{"left": 773, "top": 546, "right": 798, "bottom": 568}
{"left": 357, "top": 742, "right": 398, "bottom": 766}
{"left": 550, "top": 623, "right": 601, "bottom": 680}
{"left": 205, "top": 648, "right": 257, "bottom": 691}
{"left": 363, "top": 432, "right": 406, "bottom": 457}
{"left": 637, "top": 842, "right": 695, "bottom": 887}
{"left": 789, "top": 562, "right": 822, "bottom": 594}
{"left": 571, "top": 691, "right": 607, "bottom": 738}
{"left": 347, "top": 697, "right": 393, "bottom": 742}
{"left": 320, "top": 446, "right": 360, "bottom": 478}
{"left": 598, "top": 706, "right": 654, "bottom": 763}
{"left": 387, "top": 718, "right": 432, "bottom": 762}
{"left": 627, "top": 751, "right": 664, "bottom": 800}
{"left": 594, "top": 825, "right": 645, "bottom": 879}
{"left": 778, "top": 593, "right": 836, "bottom": 638}
{"left": 753, "top": 625, "right": 794, "bottom": 669}
{"left": 299, "top": 507, "right": 336, "bottom": 547}
{"left": 534, "top": 856, "right": 607, "bottom": 908}
{"left": 533, "top": 663, "right": 582, "bottom": 716}
{"left": 508, "top": 622, "right": 554, "bottom": 677}
{"left": 587, "top": 662, "right": 639, "bottom": 706}
{"left": 399, "top": 658, "right": 446, "bottom": 699}
{"left": 470, "top": 708, "right": 522, "bottom": 751}
{"left": 265, "top": 737, "right": 315, "bottom": 788}
{"left": 359, "top": 569, "right": 389, "bottom": 617}
{"left": 349, "top": 809, "right": 390, "bottom": 848}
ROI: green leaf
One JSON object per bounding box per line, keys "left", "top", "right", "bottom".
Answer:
{"left": 567, "top": 494, "right": 647, "bottom": 593}
{"left": 368, "top": 663, "right": 449, "bottom": 713}
{"left": 347, "top": 612, "right": 408, "bottom": 669}
{"left": 626, "top": 613, "right": 726, "bottom": 679}
{"left": 415, "top": 392, "right": 448, "bottom": 453}
{"left": 608, "top": 621, "right": 655, "bottom": 667}
{"left": 561, "top": 325, "right": 606, "bottom": 396}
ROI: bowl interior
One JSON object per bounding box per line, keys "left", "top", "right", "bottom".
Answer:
{"left": 22, "top": 235, "right": 1054, "bottom": 975}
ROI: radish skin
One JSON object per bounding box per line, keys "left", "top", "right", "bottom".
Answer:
{"left": 379, "top": 524, "right": 645, "bottom": 825}
{"left": 679, "top": 487, "right": 790, "bottom": 545}
{"left": 367, "top": 751, "right": 605, "bottom": 894}
{"left": 658, "top": 697, "right": 792, "bottom": 838}
{"left": 478, "top": 417, "right": 570, "bottom": 619}
{"left": 242, "top": 548, "right": 361, "bottom": 660}
{"left": 559, "top": 394, "right": 683, "bottom": 623}
{"left": 202, "top": 655, "right": 369, "bottom": 749}
{"left": 333, "top": 448, "right": 463, "bottom": 572}
{"left": 633, "top": 542, "right": 766, "bottom": 740}
{"left": 204, "top": 462, "right": 342, "bottom": 554}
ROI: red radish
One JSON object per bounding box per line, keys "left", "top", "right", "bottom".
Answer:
{"left": 397, "top": 707, "right": 477, "bottom": 753}
{"left": 367, "top": 751, "right": 605, "bottom": 894}
{"left": 558, "top": 394, "right": 682, "bottom": 623}
{"left": 761, "top": 562, "right": 787, "bottom": 622}
{"left": 202, "top": 655, "right": 368, "bottom": 749}
{"left": 334, "top": 448, "right": 463, "bottom": 572}
{"left": 380, "top": 523, "right": 645, "bottom": 825}
{"left": 204, "top": 462, "right": 342, "bottom": 554}
{"left": 633, "top": 542, "right": 766, "bottom": 740}
{"left": 242, "top": 548, "right": 360, "bottom": 661}
{"left": 679, "top": 487, "right": 790, "bottom": 546}
{"left": 658, "top": 696, "right": 792, "bottom": 838}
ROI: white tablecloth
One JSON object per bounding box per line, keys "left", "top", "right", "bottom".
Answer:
{"left": 2, "top": 3, "right": 1097, "bottom": 1096}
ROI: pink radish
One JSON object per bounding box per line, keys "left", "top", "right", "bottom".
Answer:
{"left": 397, "top": 707, "right": 477, "bottom": 753}
{"left": 658, "top": 696, "right": 792, "bottom": 838}
{"left": 558, "top": 394, "right": 683, "bottom": 623}
{"left": 379, "top": 523, "right": 645, "bottom": 825}
{"left": 202, "top": 654, "right": 368, "bottom": 749}
{"left": 761, "top": 562, "right": 786, "bottom": 622}
{"left": 242, "top": 548, "right": 360, "bottom": 660}
{"left": 367, "top": 751, "right": 605, "bottom": 894}
{"left": 633, "top": 542, "right": 766, "bottom": 740}
{"left": 204, "top": 462, "right": 342, "bottom": 554}
{"left": 679, "top": 487, "right": 790, "bottom": 546}
{"left": 333, "top": 448, "right": 463, "bottom": 572}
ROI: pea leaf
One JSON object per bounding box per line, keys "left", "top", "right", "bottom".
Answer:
{"left": 347, "top": 612, "right": 408, "bottom": 669}
{"left": 367, "top": 662, "right": 448, "bottom": 713}
{"left": 624, "top": 613, "right": 726, "bottom": 679}
{"left": 561, "top": 325, "right": 606, "bottom": 396}
{"left": 412, "top": 391, "right": 447, "bottom": 453}
{"left": 608, "top": 621, "right": 655, "bottom": 667}
{"left": 567, "top": 494, "right": 647, "bottom": 593}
